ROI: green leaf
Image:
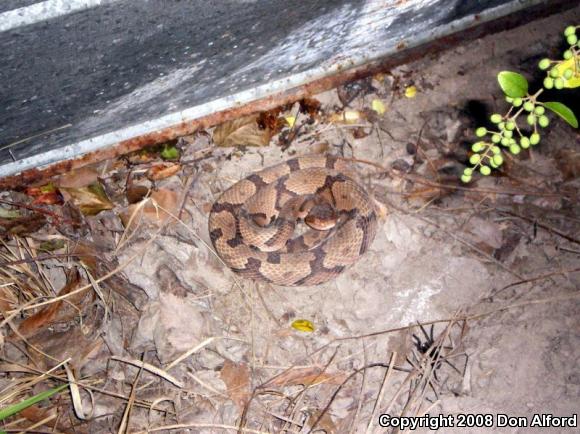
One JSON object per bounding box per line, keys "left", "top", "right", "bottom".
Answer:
{"left": 497, "top": 71, "right": 528, "bottom": 98}
{"left": 0, "top": 384, "right": 67, "bottom": 421}
{"left": 543, "top": 102, "right": 578, "bottom": 128}
{"left": 160, "top": 145, "right": 180, "bottom": 161}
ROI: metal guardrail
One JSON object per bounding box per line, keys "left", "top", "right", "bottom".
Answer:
{"left": 0, "top": 0, "right": 576, "bottom": 180}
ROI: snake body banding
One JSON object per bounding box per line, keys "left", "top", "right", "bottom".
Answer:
{"left": 209, "top": 155, "right": 378, "bottom": 286}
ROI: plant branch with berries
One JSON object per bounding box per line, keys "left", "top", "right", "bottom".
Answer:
{"left": 462, "top": 25, "right": 579, "bottom": 183}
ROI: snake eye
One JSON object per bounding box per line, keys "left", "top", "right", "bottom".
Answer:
{"left": 305, "top": 203, "right": 337, "bottom": 230}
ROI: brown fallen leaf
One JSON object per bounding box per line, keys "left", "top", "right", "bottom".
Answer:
{"left": 126, "top": 184, "right": 151, "bottom": 204}
{"left": 147, "top": 163, "right": 181, "bottom": 181}
{"left": 61, "top": 182, "right": 114, "bottom": 216}
{"left": 17, "top": 269, "right": 87, "bottom": 339}
{"left": 220, "top": 359, "right": 251, "bottom": 410}
{"left": 120, "top": 188, "right": 179, "bottom": 229}
{"left": 299, "top": 97, "right": 322, "bottom": 118}
{"left": 266, "top": 366, "right": 348, "bottom": 388}
{"left": 308, "top": 410, "right": 338, "bottom": 433}
{"left": 31, "top": 191, "right": 64, "bottom": 206}
{"left": 257, "top": 107, "right": 285, "bottom": 134}
{"left": 0, "top": 213, "right": 47, "bottom": 236}
{"left": 21, "top": 405, "right": 83, "bottom": 434}
{"left": 57, "top": 167, "right": 99, "bottom": 189}
{"left": 213, "top": 114, "right": 272, "bottom": 147}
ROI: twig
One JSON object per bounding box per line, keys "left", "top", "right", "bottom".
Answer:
{"left": 0, "top": 198, "right": 73, "bottom": 225}
{"left": 487, "top": 267, "right": 580, "bottom": 299}
{"left": 365, "top": 352, "right": 398, "bottom": 433}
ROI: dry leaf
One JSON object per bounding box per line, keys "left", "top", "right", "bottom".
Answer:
{"left": 371, "top": 98, "right": 386, "bottom": 115}
{"left": 329, "top": 110, "right": 363, "bottom": 124}
{"left": 285, "top": 116, "right": 296, "bottom": 127}
{"left": 120, "top": 188, "right": 179, "bottom": 229}
{"left": 220, "top": 359, "right": 250, "bottom": 410}
{"left": 213, "top": 114, "right": 272, "bottom": 147}
{"left": 57, "top": 167, "right": 99, "bottom": 189}
{"left": 308, "top": 410, "right": 337, "bottom": 433}
{"left": 17, "top": 269, "right": 86, "bottom": 339}
{"left": 61, "top": 182, "right": 114, "bottom": 216}
{"left": 257, "top": 108, "right": 285, "bottom": 134}
{"left": 405, "top": 85, "right": 417, "bottom": 98}
{"left": 147, "top": 163, "right": 181, "bottom": 181}
{"left": 0, "top": 213, "right": 47, "bottom": 236}
{"left": 291, "top": 319, "right": 315, "bottom": 332}
{"left": 126, "top": 184, "right": 150, "bottom": 204}
{"left": 266, "top": 366, "right": 348, "bottom": 387}
{"left": 299, "top": 97, "right": 321, "bottom": 118}
{"left": 31, "top": 191, "right": 64, "bottom": 206}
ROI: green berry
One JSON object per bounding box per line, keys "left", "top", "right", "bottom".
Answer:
{"left": 469, "top": 154, "right": 480, "bottom": 165}
{"left": 480, "top": 166, "right": 491, "bottom": 176}
{"left": 544, "top": 77, "right": 554, "bottom": 89}
{"left": 489, "top": 159, "right": 498, "bottom": 169}
{"left": 509, "top": 144, "right": 521, "bottom": 155}
{"left": 530, "top": 133, "right": 540, "bottom": 145}
{"left": 538, "top": 58, "right": 551, "bottom": 70}
{"left": 463, "top": 168, "right": 473, "bottom": 176}
{"left": 504, "top": 130, "right": 513, "bottom": 139}
{"left": 564, "top": 26, "right": 576, "bottom": 37}
{"left": 567, "top": 34, "right": 578, "bottom": 45}
{"left": 520, "top": 137, "right": 531, "bottom": 148}
{"left": 555, "top": 77, "right": 565, "bottom": 89}
{"left": 523, "top": 101, "right": 534, "bottom": 112}
{"left": 461, "top": 174, "right": 472, "bottom": 183}
{"left": 509, "top": 138, "right": 517, "bottom": 145}
{"left": 493, "top": 155, "right": 504, "bottom": 166}
{"left": 534, "top": 106, "right": 545, "bottom": 115}
{"left": 475, "top": 127, "right": 487, "bottom": 137}
{"left": 501, "top": 137, "right": 510, "bottom": 146}
{"left": 472, "top": 142, "right": 484, "bottom": 152}
{"left": 527, "top": 114, "right": 536, "bottom": 125}
{"left": 513, "top": 97, "right": 523, "bottom": 107}
{"left": 492, "top": 146, "right": 501, "bottom": 155}
{"left": 505, "top": 121, "right": 515, "bottom": 131}
{"left": 492, "top": 134, "right": 501, "bottom": 143}
{"left": 564, "top": 50, "right": 573, "bottom": 60}
{"left": 549, "top": 68, "right": 560, "bottom": 78}
{"left": 564, "top": 69, "right": 574, "bottom": 79}
{"left": 538, "top": 115, "right": 549, "bottom": 128}
{"left": 505, "top": 96, "right": 514, "bottom": 103}
{"left": 490, "top": 113, "right": 502, "bottom": 124}
{"left": 498, "top": 122, "right": 506, "bottom": 130}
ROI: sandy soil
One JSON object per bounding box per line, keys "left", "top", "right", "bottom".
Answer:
{"left": 1, "top": 5, "right": 579, "bottom": 434}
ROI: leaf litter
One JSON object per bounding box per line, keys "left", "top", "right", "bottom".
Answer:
{"left": 1, "top": 11, "right": 580, "bottom": 434}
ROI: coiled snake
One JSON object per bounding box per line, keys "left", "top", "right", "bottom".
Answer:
{"left": 209, "top": 155, "right": 378, "bottom": 286}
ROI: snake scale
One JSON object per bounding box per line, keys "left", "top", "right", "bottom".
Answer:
{"left": 209, "top": 155, "right": 378, "bottom": 286}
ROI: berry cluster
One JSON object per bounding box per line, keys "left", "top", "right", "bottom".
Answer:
{"left": 462, "top": 25, "right": 579, "bottom": 183}
{"left": 539, "top": 25, "right": 579, "bottom": 89}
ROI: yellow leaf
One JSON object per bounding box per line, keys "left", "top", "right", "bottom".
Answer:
{"left": 285, "top": 116, "right": 296, "bottom": 127}
{"left": 291, "top": 319, "right": 315, "bottom": 333}
{"left": 554, "top": 58, "right": 580, "bottom": 88}
{"left": 371, "top": 99, "right": 386, "bottom": 115}
{"left": 405, "top": 85, "right": 417, "bottom": 98}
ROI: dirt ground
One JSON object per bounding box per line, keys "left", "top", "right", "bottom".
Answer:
{"left": 1, "top": 5, "right": 580, "bottom": 434}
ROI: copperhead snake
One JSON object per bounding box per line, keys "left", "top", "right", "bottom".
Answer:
{"left": 208, "top": 155, "right": 378, "bottom": 286}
